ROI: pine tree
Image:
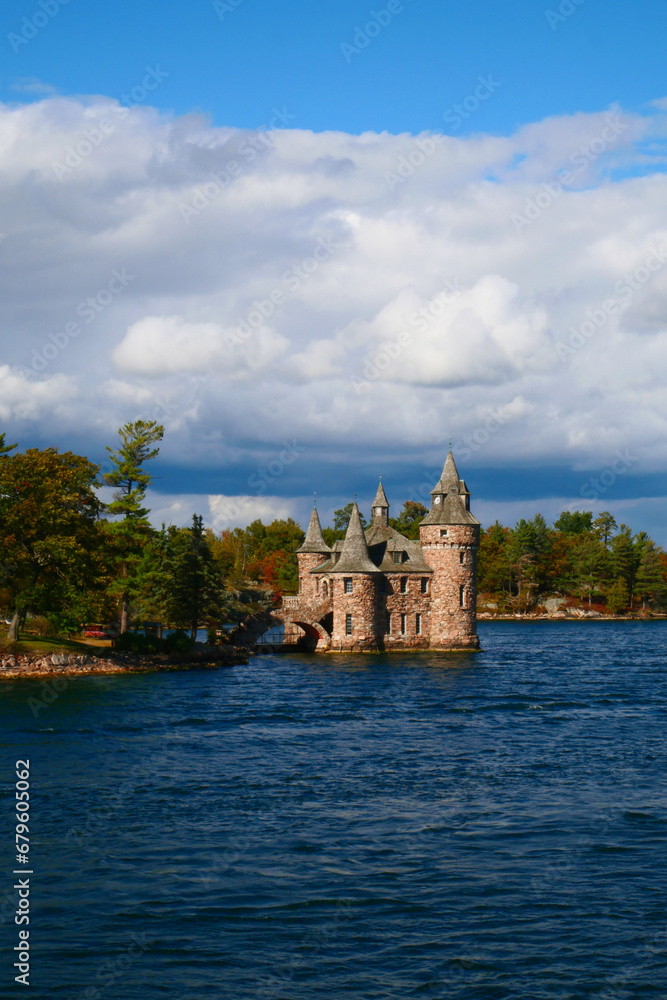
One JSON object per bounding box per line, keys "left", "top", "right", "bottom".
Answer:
{"left": 635, "top": 541, "right": 665, "bottom": 610}
{"left": 103, "top": 420, "right": 164, "bottom": 632}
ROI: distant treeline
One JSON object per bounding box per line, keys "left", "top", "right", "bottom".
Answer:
{"left": 1, "top": 424, "right": 662, "bottom": 643}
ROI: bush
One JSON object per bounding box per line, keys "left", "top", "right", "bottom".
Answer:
{"left": 26, "top": 616, "right": 51, "bottom": 636}
{"left": 163, "top": 629, "right": 194, "bottom": 653}
{"left": 112, "top": 629, "right": 195, "bottom": 655}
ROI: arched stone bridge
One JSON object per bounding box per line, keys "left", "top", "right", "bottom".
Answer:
{"left": 229, "top": 597, "right": 332, "bottom": 651}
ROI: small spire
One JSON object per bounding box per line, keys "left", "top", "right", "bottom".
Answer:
{"left": 330, "top": 502, "right": 379, "bottom": 573}
{"left": 371, "top": 479, "right": 389, "bottom": 527}
{"left": 297, "top": 504, "right": 331, "bottom": 553}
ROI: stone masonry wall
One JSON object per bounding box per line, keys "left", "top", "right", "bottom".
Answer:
{"left": 297, "top": 552, "right": 329, "bottom": 602}
{"left": 420, "top": 523, "right": 480, "bottom": 649}
{"left": 383, "top": 573, "right": 431, "bottom": 650}
{"left": 330, "top": 574, "right": 381, "bottom": 652}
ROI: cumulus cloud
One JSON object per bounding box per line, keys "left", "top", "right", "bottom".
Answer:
{"left": 2, "top": 94, "right": 667, "bottom": 535}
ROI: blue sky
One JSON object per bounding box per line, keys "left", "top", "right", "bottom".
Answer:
{"left": 2, "top": 0, "right": 666, "bottom": 135}
{"left": 2, "top": 0, "right": 667, "bottom": 541}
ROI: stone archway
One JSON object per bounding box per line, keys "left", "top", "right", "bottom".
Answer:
{"left": 290, "top": 619, "right": 331, "bottom": 651}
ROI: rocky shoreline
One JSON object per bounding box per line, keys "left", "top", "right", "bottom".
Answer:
{"left": 478, "top": 612, "right": 666, "bottom": 621}
{"left": 0, "top": 644, "right": 249, "bottom": 680}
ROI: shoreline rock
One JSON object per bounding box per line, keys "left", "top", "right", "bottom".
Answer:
{"left": 0, "top": 645, "right": 249, "bottom": 679}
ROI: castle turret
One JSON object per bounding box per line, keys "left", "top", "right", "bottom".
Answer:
{"left": 328, "top": 502, "right": 381, "bottom": 651}
{"left": 371, "top": 480, "right": 389, "bottom": 528}
{"left": 296, "top": 504, "right": 331, "bottom": 601}
{"left": 419, "top": 450, "right": 480, "bottom": 650}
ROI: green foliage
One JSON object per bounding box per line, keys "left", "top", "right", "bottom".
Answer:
{"left": 554, "top": 510, "right": 593, "bottom": 535}
{"left": 476, "top": 508, "right": 666, "bottom": 614}
{"left": 606, "top": 578, "right": 629, "bottom": 614}
{"left": 103, "top": 420, "right": 164, "bottom": 631}
{"left": 113, "top": 628, "right": 195, "bottom": 655}
{"left": 0, "top": 433, "right": 17, "bottom": 457}
{"left": 592, "top": 512, "right": 617, "bottom": 546}
{"left": 0, "top": 447, "right": 104, "bottom": 640}
{"left": 389, "top": 501, "right": 429, "bottom": 539}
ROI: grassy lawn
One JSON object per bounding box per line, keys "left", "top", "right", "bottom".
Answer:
{"left": 1, "top": 631, "right": 113, "bottom": 656}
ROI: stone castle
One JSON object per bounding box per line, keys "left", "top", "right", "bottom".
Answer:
{"left": 277, "top": 449, "right": 480, "bottom": 652}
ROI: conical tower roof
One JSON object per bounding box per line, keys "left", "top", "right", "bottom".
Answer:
{"left": 330, "top": 502, "right": 380, "bottom": 573}
{"left": 421, "top": 449, "right": 480, "bottom": 526}
{"left": 371, "top": 480, "right": 389, "bottom": 508}
{"left": 431, "top": 450, "right": 460, "bottom": 494}
{"left": 296, "top": 505, "right": 331, "bottom": 554}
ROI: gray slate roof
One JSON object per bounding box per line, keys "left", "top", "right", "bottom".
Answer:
{"left": 371, "top": 481, "right": 389, "bottom": 508}
{"left": 313, "top": 502, "right": 380, "bottom": 574}
{"left": 296, "top": 506, "right": 331, "bottom": 554}
{"left": 365, "top": 525, "right": 432, "bottom": 573}
{"left": 420, "top": 450, "right": 480, "bottom": 526}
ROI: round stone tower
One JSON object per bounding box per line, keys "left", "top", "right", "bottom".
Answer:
{"left": 419, "top": 450, "right": 480, "bottom": 650}
{"left": 296, "top": 504, "right": 331, "bottom": 601}
{"left": 328, "top": 502, "right": 381, "bottom": 651}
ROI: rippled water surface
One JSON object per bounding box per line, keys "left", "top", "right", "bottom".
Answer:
{"left": 2, "top": 621, "right": 667, "bottom": 999}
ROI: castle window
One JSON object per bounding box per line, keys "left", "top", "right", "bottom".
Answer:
{"left": 400, "top": 613, "right": 407, "bottom": 635}
{"left": 459, "top": 551, "right": 465, "bottom": 564}
{"left": 420, "top": 577, "right": 429, "bottom": 594}
{"left": 400, "top": 577, "right": 408, "bottom": 594}
{"left": 379, "top": 576, "right": 387, "bottom": 594}
{"left": 344, "top": 578, "right": 353, "bottom": 594}
{"left": 345, "top": 614, "right": 352, "bottom": 635}
{"left": 315, "top": 578, "right": 319, "bottom": 594}
{"left": 392, "top": 551, "right": 403, "bottom": 564}
{"left": 416, "top": 613, "right": 422, "bottom": 635}
{"left": 386, "top": 613, "right": 391, "bottom": 634}
{"left": 322, "top": 581, "right": 328, "bottom": 598}
{"left": 440, "top": 529, "right": 448, "bottom": 537}
{"left": 460, "top": 585, "right": 466, "bottom": 608}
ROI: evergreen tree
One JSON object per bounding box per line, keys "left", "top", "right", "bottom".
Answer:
{"left": 554, "top": 510, "right": 593, "bottom": 535}
{"left": 0, "top": 433, "right": 17, "bottom": 457}
{"left": 592, "top": 512, "right": 617, "bottom": 546}
{"left": 103, "top": 420, "right": 164, "bottom": 632}
{"left": 161, "top": 515, "right": 224, "bottom": 638}
{"left": 635, "top": 541, "right": 665, "bottom": 610}
{"left": 606, "top": 577, "right": 629, "bottom": 614}
{"left": 610, "top": 525, "right": 636, "bottom": 603}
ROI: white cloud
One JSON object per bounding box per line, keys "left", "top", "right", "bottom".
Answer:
{"left": 2, "top": 94, "right": 667, "bottom": 537}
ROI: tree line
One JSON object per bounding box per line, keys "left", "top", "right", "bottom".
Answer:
{"left": 1, "top": 425, "right": 664, "bottom": 643}
{"left": 478, "top": 511, "right": 666, "bottom": 613}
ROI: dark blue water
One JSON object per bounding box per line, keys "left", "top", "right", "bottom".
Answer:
{"left": 2, "top": 622, "right": 666, "bottom": 999}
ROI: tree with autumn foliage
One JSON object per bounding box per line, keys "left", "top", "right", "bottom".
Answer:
{"left": 0, "top": 447, "right": 105, "bottom": 641}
